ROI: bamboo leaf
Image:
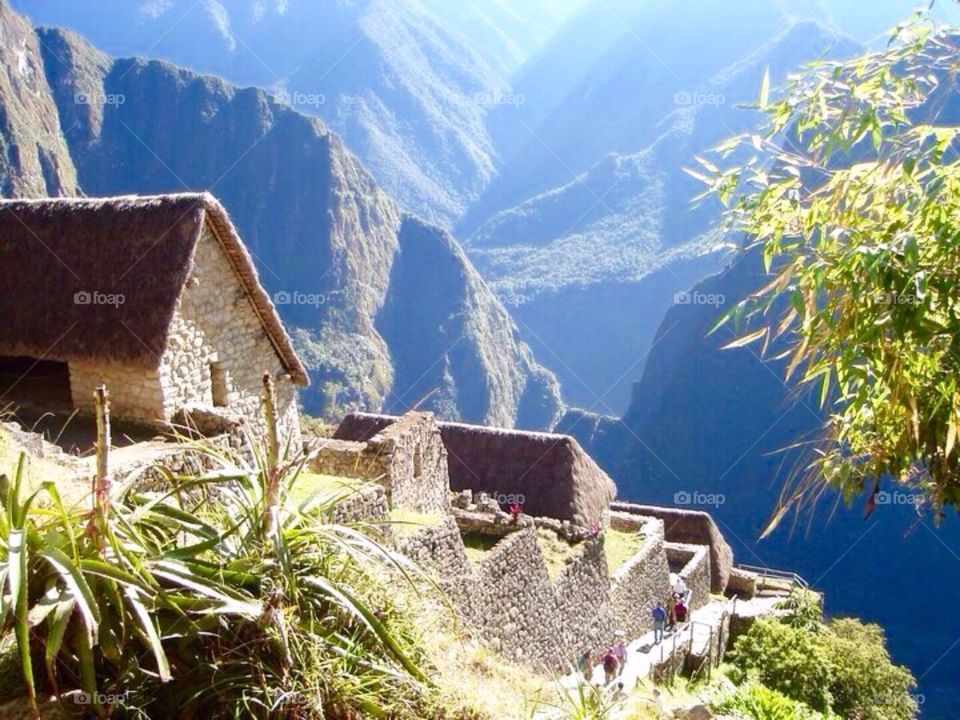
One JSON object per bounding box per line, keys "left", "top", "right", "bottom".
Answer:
{"left": 721, "top": 327, "right": 768, "bottom": 350}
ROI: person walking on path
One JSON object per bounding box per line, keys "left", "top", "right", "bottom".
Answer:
{"left": 666, "top": 593, "right": 677, "bottom": 631}
{"left": 675, "top": 597, "right": 688, "bottom": 624}
{"left": 652, "top": 601, "right": 667, "bottom": 643}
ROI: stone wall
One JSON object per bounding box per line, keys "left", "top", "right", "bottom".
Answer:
{"left": 312, "top": 413, "right": 448, "bottom": 514}
{"left": 369, "top": 412, "right": 448, "bottom": 513}
{"left": 391, "top": 511, "right": 679, "bottom": 670}
{"left": 310, "top": 438, "right": 390, "bottom": 483}
{"left": 612, "top": 503, "right": 733, "bottom": 593}
{"left": 159, "top": 223, "right": 301, "bottom": 448}
{"left": 609, "top": 517, "right": 672, "bottom": 639}
{"left": 335, "top": 412, "right": 616, "bottom": 526}
{"left": 665, "top": 542, "right": 711, "bottom": 611}
{"left": 69, "top": 361, "right": 165, "bottom": 424}
{"left": 325, "top": 482, "right": 390, "bottom": 526}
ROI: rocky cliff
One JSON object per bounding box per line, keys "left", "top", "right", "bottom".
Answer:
{"left": 0, "top": 0, "right": 75, "bottom": 196}
{"left": 0, "top": 7, "right": 562, "bottom": 428}
{"left": 465, "top": 21, "right": 849, "bottom": 411}
{"left": 13, "top": 0, "right": 515, "bottom": 225}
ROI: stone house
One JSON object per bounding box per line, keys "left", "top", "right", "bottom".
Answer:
{"left": 0, "top": 192, "right": 308, "bottom": 445}
{"left": 331, "top": 411, "right": 617, "bottom": 525}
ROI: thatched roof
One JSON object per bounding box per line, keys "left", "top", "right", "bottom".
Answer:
{"left": 335, "top": 412, "right": 617, "bottom": 525}
{"left": 0, "top": 193, "right": 308, "bottom": 384}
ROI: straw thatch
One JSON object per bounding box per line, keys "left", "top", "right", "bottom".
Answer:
{"left": 0, "top": 192, "right": 308, "bottom": 384}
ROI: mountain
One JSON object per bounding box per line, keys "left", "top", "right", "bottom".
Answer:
{"left": 0, "top": 4, "right": 563, "bottom": 429}
{"left": 462, "top": 0, "right": 819, "bottom": 233}
{"left": 462, "top": 20, "right": 852, "bottom": 411}
{"left": 0, "top": 0, "right": 76, "bottom": 196}
{"left": 419, "top": 0, "right": 587, "bottom": 76}
{"left": 11, "top": 0, "right": 510, "bottom": 225}
{"left": 561, "top": 246, "right": 960, "bottom": 718}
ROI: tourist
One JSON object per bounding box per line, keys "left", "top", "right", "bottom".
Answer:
{"left": 602, "top": 647, "right": 620, "bottom": 684}
{"left": 672, "top": 575, "right": 690, "bottom": 606}
{"left": 651, "top": 602, "right": 667, "bottom": 643}
{"left": 612, "top": 631, "right": 627, "bottom": 676}
{"left": 675, "top": 597, "right": 688, "bottom": 624}
{"left": 666, "top": 592, "right": 677, "bottom": 631}
{"left": 577, "top": 648, "right": 593, "bottom": 682}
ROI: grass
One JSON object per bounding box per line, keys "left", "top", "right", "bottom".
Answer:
{"left": 604, "top": 528, "right": 645, "bottom": 574}
{"left": 0, "top": 422, "right": 89, "bottom": 507}
{"left": 396, "top": 584, "right": 560, "bottom": 719}
{"left": 390, "top": 508, "right": 443, "bottom": 537}
{"left": 536, "top": 527, "right": 578, "bottom": 581}
{"left": 289, "top": 471, "right": 371, "bottom": 505}
{"left": 461, "top": 532, "right": 502, "bottom": 565}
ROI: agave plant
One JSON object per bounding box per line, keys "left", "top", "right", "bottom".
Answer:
{"left": 0, "top": 379, "right": 433, "bottom": 719}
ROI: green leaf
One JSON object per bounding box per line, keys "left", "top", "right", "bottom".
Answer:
{"left": 721, "top": 327, "right": 768, "bottom": 350}
{"left": 124, "top": 585, "right": 172, "bottom": 683}
{"left": 39, "top": 547, "right": 102, "bottom": 644}
{"left": 759, "top": 66, "right": 771, "bottom": 109}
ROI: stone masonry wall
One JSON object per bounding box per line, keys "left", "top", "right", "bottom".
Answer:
{"left": 612, "top": 503, "right": 732, "bottom": 593}
{"left": 69, "top": 361, "right": 165, "bottom": 425}
{"left": 160, "top": 223, "right": 301, "bottom": 448}
{"left": 665, "top": 542, "right": 711, "bottom": 611}
{"left": 394, "top": 514, "right": 676, "bottom": 670}
{"left": 609, "top": 516, "right": 672, "bottom": 640}
{"left": 310, "top": 439, "right": 391, "bottom": 483}
{"left": 311, "top": 413, "right": 448, "bottom": 514}
{"left": 368, "top": 412, "right": 448, "bottom": 513}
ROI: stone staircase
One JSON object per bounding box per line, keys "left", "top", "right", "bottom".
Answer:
{"left": 538, "top": 563, "right": 806, "bottom": 719}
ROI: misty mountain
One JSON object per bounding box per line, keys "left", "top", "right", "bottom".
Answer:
{"left": 463, "top": 19, "right": 853, "bottom": 411}
{"left": 11, "top": 0, "right": 514, "bottom": 225}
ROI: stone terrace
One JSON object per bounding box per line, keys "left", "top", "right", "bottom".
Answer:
{"left": 301, "top": 410, "right": 784, "bottom": 673}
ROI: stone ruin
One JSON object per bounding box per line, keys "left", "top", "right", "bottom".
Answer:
{"left": 304, "top": 410, "right": 768, "bottom": 671}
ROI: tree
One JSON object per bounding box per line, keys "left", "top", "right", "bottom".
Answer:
{"left": 698, "top": 13, "right": 960, "bottom": 521}
{"left": 824, "top": 618, "right": 918, "bottom": 720}
{"left": 729, "top": 618, "right": 834, "bottom": 712}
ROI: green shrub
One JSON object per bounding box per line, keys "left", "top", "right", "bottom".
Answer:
{"left": 774, "top": 591, "right": 823, "bottom": 633}
{"left": 729, "top": 618, "right": 833, "bottom": 712}
{"left": 824, "top": 618, "right": 917, "bottom": 720}
{"left": 711, "top": 682, "right": 828, "bottom": 720}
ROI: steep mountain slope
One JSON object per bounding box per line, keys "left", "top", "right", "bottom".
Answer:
{"left": 0, "top": 0, "right": 75, "bottom": 196}
{"left": 464, "top": 21, "right": 850, "bottom": 411}
{"left": 463, "top": 0, "right": 813, "bottom": 233}
{"left": 19, "top": 18, "right": 562, "bottom": 428}
{"left": 561, "top": 247, "right": 960, "bottom": 718}
{"left": 12, "top": 0, "right": 508, "bottom": 225}
{"left": 419, "top": 0, "right": 587, "bottom": 76}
